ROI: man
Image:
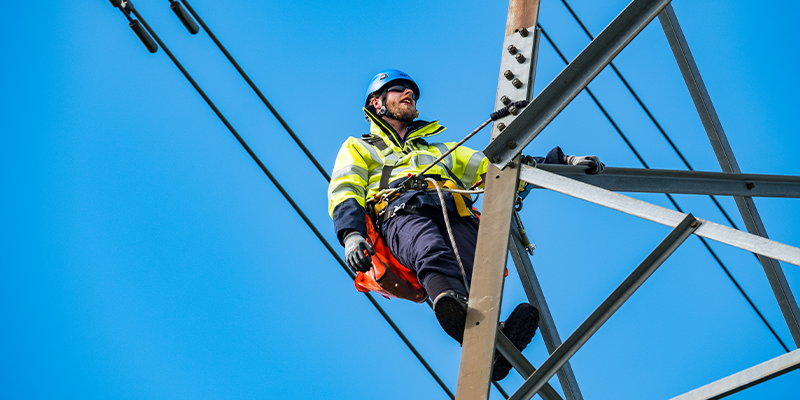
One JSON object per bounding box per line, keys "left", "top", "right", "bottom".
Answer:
{"left": 328, "top": 69, "right": 603, "bottom": 380}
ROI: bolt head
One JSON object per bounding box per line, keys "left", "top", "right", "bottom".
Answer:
{"left": 497, "top": 122, "right": 506, "bottom": 131}
{"left": 512, "top": 78, "right": 523, "bottom": 88}
{"left": 515, "top": 53, "right": 526, "bottom": 63}
{"left": 509, "top": 105, "right": 518, "bottom": 115}
{"left": 508, "top": 140, "right": 517, "bottom": 149}
{"left": 500, "top": 95, "right": 510, "bottom": 105}
{"left": 507, "top": 44, "right": 518, "bottom": 55}
{"left": 504, "top": 70, "right": 514, "bottom": 80}
{"left": 492, "top": 155, "right": 502, "bottom": 163}
{"left": 519, "top": 27, "right": 529, "bottom": 37}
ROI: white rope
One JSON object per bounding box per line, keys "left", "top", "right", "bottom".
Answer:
{"left": 426, "top": 178, "right": 471, "bottom": 293}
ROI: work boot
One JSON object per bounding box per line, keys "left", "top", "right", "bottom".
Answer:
{"left": 492, "top": 303, "right": 540, "bottom": 381}
{"left": 433, "top": 290, "right": 469, "bottom": 344}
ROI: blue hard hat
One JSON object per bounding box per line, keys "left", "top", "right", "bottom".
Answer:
{"left": 364, "top": 69, "right": 420, "bottom": 106}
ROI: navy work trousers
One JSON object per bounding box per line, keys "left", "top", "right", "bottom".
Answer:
{"left": 381, "top": 207, "right": 479, "bottom": 291}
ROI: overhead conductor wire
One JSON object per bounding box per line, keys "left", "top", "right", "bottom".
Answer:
{"left": 126, "top": 7, "right": 455, "bottom": 398}
{"left": 537, "top": 14, "right": 789, "bottom": 353}
{"left": 175, "top": 2, "right": 512, "bottom": 396}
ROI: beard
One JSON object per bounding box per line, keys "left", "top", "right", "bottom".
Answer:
{"left": 384, "top": 100, "right": 417, "bottom": 123}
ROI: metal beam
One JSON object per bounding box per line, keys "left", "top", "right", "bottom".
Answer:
{"left": 519, "top": 167, "right": 800, "bottom": 267}
{"left": 669, "top": 349, "right": 800, "bottom": 400}
{"left": 534, "top": 165, "right": 800, "bottom": 198}
{"left": 456, "top": 1, "right": 540, "bottom": 398}
{"left": 659, "top": 4, "right": 800, "bottom": 347}
{"left": 495, "top": 331, "right": 564, "bottom": 400}
{"left": 483, "top": 0, "right": 672, "bottom": 168}
{"left": 509, "top": 214, "right": 700, "bottom": 400}
{"left": 509, "top": 219, "right": 584, "bottom": 400}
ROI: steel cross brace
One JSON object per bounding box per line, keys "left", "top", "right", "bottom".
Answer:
{"left": 483, "top": 0, "right": 673, "bottom": 168}
{"left": 534, "top": 164, "right": 800, "bottom": 199}
{"left": 520, "top": 166, "right": 800, "bottom": 267}
{"left": 455, "top": 0, "right": 546, "bottom": 399}
{"left": 669, "top": 349, "right": 800, "bottom": 400}
{"left": 658, "top": 3, "right": 800, "bottom": 348}
{"left": 509, "top": 214, "right": 700, "bottom": 400}
{"left": 509, "top": 217, "right": 583, "bottom": 400}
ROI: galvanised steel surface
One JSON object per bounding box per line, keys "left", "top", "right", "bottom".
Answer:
{"left": 509, "top": 214, "right": 700, "bottom": 400}
{"left": 520, "top": 167, "right": 800, "bottom": 267}
{"left": 659, "top": 4, "right": 800, "bottom": 347}
{"left": 455, "top": 1, "right": 541, "bottom": 398}
{"left": 494, "top": 331, "right": 564, "bottom": 400}
{"left": 483, "top": 0, "right": 672, "bottom": 168}
{"left": 534, "top": 164, "right": 800, "bottom": 198}
{"left": 669, "top": 349, "right": 800, "bottom": 400}
{"left": 509, "top": 218, "right": 583, "bottom": 400}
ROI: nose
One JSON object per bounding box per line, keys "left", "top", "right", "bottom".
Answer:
{"left": 403, "top": 88, "right": 416, "bottom": 100}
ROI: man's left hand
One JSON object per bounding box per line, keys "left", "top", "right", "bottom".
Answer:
{"left": 567, "top": 155, "right": 605, "bottom": 175}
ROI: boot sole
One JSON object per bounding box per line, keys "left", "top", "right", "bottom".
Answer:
{"left": 434, "top": 295, "right": 468, "bottom": 345}
{"left": 492, "top": 303, "right": 540, "bottom": 381}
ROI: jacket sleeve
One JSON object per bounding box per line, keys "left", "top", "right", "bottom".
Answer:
{"left": 450, "top": 146, "right": 489, "bottom": 188}
{"left": 328, "top": 137, "right": 371, "bottom": 245}
{"left": 531, "top": 146, "right": 566, "bottom": 165}
{"left": 449, "top": 145, "right": 567, "bottom": 189}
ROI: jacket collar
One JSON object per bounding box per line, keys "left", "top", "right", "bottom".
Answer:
{"left": 363, "top": 106, "right": 446, "bottom": 152}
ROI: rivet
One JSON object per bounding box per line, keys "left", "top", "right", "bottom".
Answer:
{"left": 497, "top": 122, "right": 506, "bottom": 131}
{"left": 515, "top": 53, "right": 526, "bottom": 63}
{"left": 512, "top": 78, "right": 523, "bottom": 88}
{"left": 519, "top": 27, "right": 529, "bottom": 37}
{"left": 507, "top": 44, "right": 518, "bottom": 55}
{"left": 500, "top": 95, "right": 511, "bottom": 105}
{"left": 504, "top": 70, "right": 514, "bottom": 80}
{"left": 508, "top": 140, "right": 517, "bottom": 149}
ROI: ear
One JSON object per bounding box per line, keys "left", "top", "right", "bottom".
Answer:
{"left": 370, "top": 96, "right": 382, "bottom": 110}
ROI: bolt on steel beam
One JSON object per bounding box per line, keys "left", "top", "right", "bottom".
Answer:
{"left": 509, "top": 214, "right": 700, "bottom": 400}
{"left": 455, "top": 1, "right": 541, "bottom": 399}
{"left": 483, "top": 0, "right": 672, "bottom": 168}
{"left": 659, "top": 4, "right": 800, "bottom": 347}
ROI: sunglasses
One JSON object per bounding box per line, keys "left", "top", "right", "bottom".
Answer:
{"left": 385, "top": 84, "right": 417, "bottom": 100}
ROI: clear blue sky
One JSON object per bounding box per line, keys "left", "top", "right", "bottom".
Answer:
{"left": 2, "top": 0, "right": 799, "bottom": 399}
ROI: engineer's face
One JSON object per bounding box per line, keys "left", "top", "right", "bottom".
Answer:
{"left": 375, "top": 85, "right": 417, "bottom": 121}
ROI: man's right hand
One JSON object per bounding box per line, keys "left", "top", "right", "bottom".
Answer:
{"left": 344, "top": 231, "right": 375, "bottom": 273}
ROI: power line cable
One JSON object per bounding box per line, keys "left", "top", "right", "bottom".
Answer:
{"left": 117, "top": 5, "right": 456, "bottom": 398}
{"left": 177, "top": 0, "right": 331, "bottom": 182}
{"left": 166, "top": 3, "right": 514, "bottom": 394}
{"left": 537, "top": 23, "right": 789, "bottom": 353}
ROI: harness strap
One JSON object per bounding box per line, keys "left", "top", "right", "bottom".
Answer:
{"left": 380, "top": 153, "right": 399, "bottom": 190}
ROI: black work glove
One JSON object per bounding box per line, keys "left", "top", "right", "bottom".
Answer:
{"left": 343, "top": 231, "right": 375, "bottom": 273}
{"left": 567, "top": 155, "right": 605, "bottom": 175}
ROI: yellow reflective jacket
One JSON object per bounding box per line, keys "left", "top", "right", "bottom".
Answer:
{"left": 328, "top": 107, "right": 488, "bottom": 244}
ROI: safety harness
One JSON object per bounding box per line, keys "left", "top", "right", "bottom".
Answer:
{"left": 361, "top": 133, "right": 476, "bottom": 223}
{"left": 353, "top": 133, "right": 478, "bottom": 302}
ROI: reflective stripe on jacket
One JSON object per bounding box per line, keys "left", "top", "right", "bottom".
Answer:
{"left": 328, "top": 107, "right": 489, "bottom": 244}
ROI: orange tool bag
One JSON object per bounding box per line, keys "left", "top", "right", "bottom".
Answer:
{"left": 354, "top": 215, "right": 428, "bottom": 303}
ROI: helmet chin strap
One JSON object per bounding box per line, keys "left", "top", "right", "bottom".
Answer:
{"left": 377, "top": 91, "right": 416, "bottom": 123}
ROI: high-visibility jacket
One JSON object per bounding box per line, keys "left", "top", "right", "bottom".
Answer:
{"left": 328, "top": 107, "right": 489, "bottom": 244}
{"left": 328, "top": 106, "right": 566, "bottom": 245}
